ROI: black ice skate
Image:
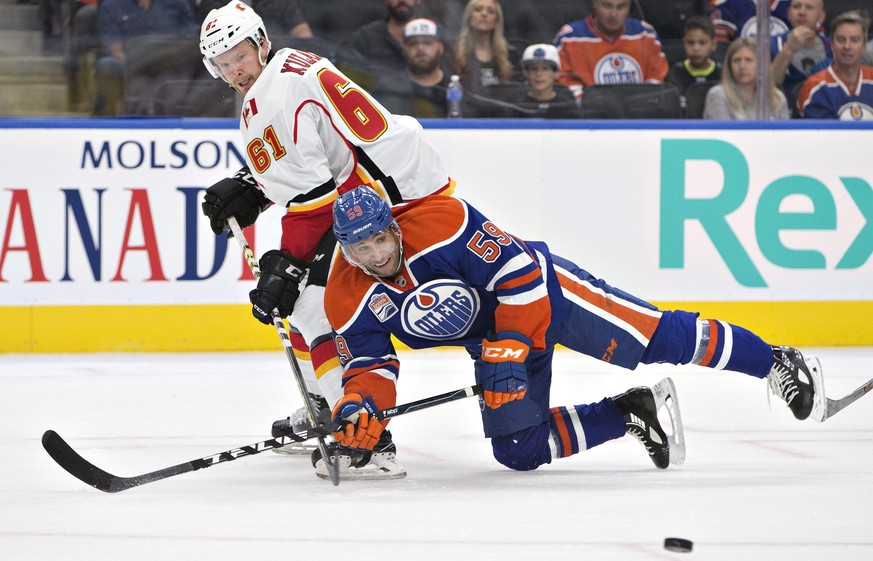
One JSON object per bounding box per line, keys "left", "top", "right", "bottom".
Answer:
{"left": 613, "top": 377, "right": 685, "bottom": 469}
{"left": 767, "top": 346, "right": 825, "bottom": 421}
{"left": 271, "top": 393, "right": 331, "bottom": 456}
{"left": 311, "top": 430, "right": 407, "bottom": 480}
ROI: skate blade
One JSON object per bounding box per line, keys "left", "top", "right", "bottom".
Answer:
{"left": 315, "top": 467, "right": 408, "bottom": 481}
{"left": 272, "top": 443, "right": 318, "bottom": 456}
{"left": 806, "top": 355, "right": 827, "bottom": 422}
{"left": 314, "top": 454, "right": 407, "bottom": 481}
{"left": 652, "top": 377, "right": 686, "bottom": 466}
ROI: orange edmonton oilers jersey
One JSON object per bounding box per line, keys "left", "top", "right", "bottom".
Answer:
{"left": 553, "top": 14, "right": 668, "bottom": 92}
{"left": 323, "top": 197, "right": 556, "bottom": 411}
{"left": 796, "top": 64, "right": 873, "bottom": 120}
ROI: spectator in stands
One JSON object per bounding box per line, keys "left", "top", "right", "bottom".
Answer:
{"left": 338, "top": 0, "right": 423, "bottom": 86}
{"left": 195, "top": 1, "right": 327, "bottom": 56}
{"left": 770, "top": 0, "right": 831, "bottom": 110}
{"left": 553, "top": 0, "right": 669, "bottom": 99}
{"left": 94, "top": 0, "right": 197, "bottom": 115}
{"left": 371, "top": 18, "right": 451, "bottom": 118}
{"left": 251, "top": 0, "right": 312, "bottom": 39}
{"left": 797, "top": 10, "right": 873, "bottom": 119}
{"left": 708, "top": 0, "right": 792, "bottom": 44}
{"left": 667, "top": 15, "right": 723, "bottom": 95}
{"left": 193, "top": 0, "right": 312, "bottom": 39}
{"left": 65, "top": 0, "right": 100, "bottom": 111}
{"left": 454, "top": 0, "right": 517, "bottom": 94}
{"left": 512, "top": 43, "right": 579, "bottom": 118}
{"left": 40, "top": 0, "right": 68, "bottom": 53}
{"left": 704, "top": 37, "right": 790, "bottom": 119}
{"left": 418, "top": 0, "right": 466, "bottom": 45}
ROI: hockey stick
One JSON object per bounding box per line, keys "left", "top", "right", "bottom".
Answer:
{"left": 42, "top": 385, "right": 483, "bottom": 493}
{"left": 226, "top": 216, "right": 341, "bottom": 486}
{"left": 824, "top": 376, "right": 873, "bottom": 419}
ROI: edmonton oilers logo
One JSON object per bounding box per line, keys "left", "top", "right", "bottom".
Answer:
{"left": 401, "top": 279, "right": 479, "bottom": 340}
{"left": 593, "top": 54, "right": 642, "bottom": 84}
{"left": 740, "top": 16, "right": 789, "bottom": 38}
{"left": 839, "top": 102, "right": 873, "bottom": 121}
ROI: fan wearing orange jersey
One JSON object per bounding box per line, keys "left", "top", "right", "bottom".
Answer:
{"left": 552, "top": 0, "right": 668, "bottom": 98}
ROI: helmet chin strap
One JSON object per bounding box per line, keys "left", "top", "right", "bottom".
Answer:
{"left": 258, "top": 39, "right": 273, "bottom": 68}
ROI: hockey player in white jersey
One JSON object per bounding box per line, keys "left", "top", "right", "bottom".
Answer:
{"left": 198, "top": 0, "right": 455, "bottom": 477}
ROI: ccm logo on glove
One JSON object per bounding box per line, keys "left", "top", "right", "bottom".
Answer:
{"left": 478, "top": 333, "right": 531, "bottom": 409}
{"left": 481, "top": 338, "right": 529, "bottom": 363}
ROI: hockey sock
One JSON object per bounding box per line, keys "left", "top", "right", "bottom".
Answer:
{"left": 288, "top": 330, "right": 343, "bottom": 404}
{"left": 548, "top": 398, "right": 626, "bottom": 459}
{"left": 642, "top": 310, "right": 772, "bottom": 378}
{"left": 490, "top": 399, "right": 629, "bottom": 470}
{"left": 308, "top": 333, "right": 344, "bottom": 405}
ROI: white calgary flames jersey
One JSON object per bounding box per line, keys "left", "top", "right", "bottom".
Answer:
{"left": 238, "top": 48, "right": 454, "bottom": 260}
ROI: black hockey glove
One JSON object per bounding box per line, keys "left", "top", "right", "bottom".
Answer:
{"left": 201, "top": 167, "right": 271, "bottom": 236}
{"left": 249, "top": 250, "right": 307, "bottom": 325}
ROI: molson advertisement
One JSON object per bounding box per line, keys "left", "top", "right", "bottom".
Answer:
{"left": 1, "top": 121, "right": 871, "bottom": 351}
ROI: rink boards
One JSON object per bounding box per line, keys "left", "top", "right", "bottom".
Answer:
{"left": 1, "top": 119, "right": 871, "bottom": 351}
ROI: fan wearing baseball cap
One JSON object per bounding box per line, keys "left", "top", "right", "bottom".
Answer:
{"left": 370, "top": 18, "right": 454, "bottom": 117}
{"left": 514, "top": 43, "right": 579, "bottom": 118}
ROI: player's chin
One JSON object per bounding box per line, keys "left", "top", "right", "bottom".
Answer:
{"left": 370, "top": 259, "right": 399, "bottom": 277}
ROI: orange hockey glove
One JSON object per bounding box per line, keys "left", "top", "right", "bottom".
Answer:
{"left": 478, "top": 332, "right": 530, "bottom": 409}
{"left": 331, "top": 393, "right": 384, "bottom": 451}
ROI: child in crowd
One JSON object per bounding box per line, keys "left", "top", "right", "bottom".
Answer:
{"left": 514, "top": 43, "right": 578, "bottom": 118}
{"left": 667, "top": 15, "right": 722, "bottom": 94}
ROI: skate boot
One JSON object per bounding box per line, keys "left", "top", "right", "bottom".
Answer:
{"left": 767, "top": 346, "right": 824, "bottom": 421}
{"left": 311, "top": 430, "right": 407, "bottom": 481}
{"left": 612, "top": 377, "right": 685, "bottom": 469}
{"left": 271, "top": 394, "right": 331, "bottom": 455}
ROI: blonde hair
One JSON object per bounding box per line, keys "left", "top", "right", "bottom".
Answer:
{"left": 454, "top": 0, "right": 512, "bottom": 82}
{"left": 720, "top": 37, "right": 784, "bottom": 112}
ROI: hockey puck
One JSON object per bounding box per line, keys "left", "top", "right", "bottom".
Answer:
{"left": 664, "top": 537, "right": 693, "bottom": 552}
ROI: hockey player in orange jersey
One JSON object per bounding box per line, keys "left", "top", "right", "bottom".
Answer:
{"left": 316, "top": 186, "right": 825, "bottom": 478}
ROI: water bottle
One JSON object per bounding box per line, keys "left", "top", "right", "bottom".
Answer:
{"left": 446, "top": 74, "right": 463, "bottom": 118}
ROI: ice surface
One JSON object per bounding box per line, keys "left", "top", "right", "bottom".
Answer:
{"left": 2, "top": 348, "right": 872, "bottom": 560}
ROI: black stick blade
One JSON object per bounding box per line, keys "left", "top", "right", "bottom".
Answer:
{"left": 42, "top": 430, "right": 124, "bottom": 493}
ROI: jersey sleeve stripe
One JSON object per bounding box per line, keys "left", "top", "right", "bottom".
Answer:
{"left": 497, "top": 284, "right": 549, "bottom": 306}
{"left": 342, "top": 359, "right": 400, "bottom": 384}
{"left": 485, "top": 253, "right": 540, "bottom": 292}
{"left": 495, "top": 267, "right": 542, "bottom": 292}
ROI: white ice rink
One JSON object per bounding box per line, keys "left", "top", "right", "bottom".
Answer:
{"left": 2, "top": 348, "right": 872, "bottom": 560}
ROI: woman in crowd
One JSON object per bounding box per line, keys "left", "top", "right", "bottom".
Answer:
{"left": 704, "top": 37, "right": 789, "bottom": 119}
{"left": 454, "top": 0, "right": 518, "bottom": 116}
